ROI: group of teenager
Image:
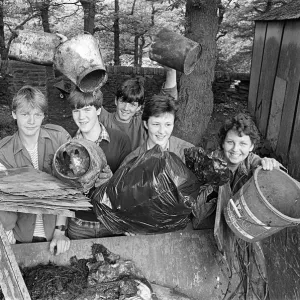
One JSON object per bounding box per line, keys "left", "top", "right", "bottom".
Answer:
{"left": 0, "top": 65, "right": 281, "bottom": 256}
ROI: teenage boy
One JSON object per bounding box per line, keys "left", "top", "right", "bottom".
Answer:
{"left": 0, "top": 85, "right": 70, "bottom": 255}
{"left": 99, "top": 68, "right": 177, "bottom": 151}
{"left": 67, "top": 87, "right": 131, "bottom": 240}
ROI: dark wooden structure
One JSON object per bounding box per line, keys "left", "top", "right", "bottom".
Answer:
{"left": 249, "top": 0, "right": 300, "bottom": 179}
{"left": 249, "top": 1, "right": 300, "bottom": 299}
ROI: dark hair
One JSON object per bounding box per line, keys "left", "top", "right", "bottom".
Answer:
{"left": 116, "top": 77, "right": 145, "bottom": 106}
{"left": 219, "top": 113, "right": 260, "bottom": 148}
{"left": 142, "top": 94, "right": 178, "bottom": 123}
{"left": 12, "top": 85, "right": 48, "bottom": 113}
{"left": 68, "top": 87, "right": 103, "bottom": 110}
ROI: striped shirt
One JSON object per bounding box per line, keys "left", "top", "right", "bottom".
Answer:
{"left": 27, "top": 144, "right": 46, "bottom": 239}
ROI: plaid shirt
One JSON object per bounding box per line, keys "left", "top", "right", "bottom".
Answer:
{"left": 71, "top": 217, "right": 104, "bottom": 229}
{"left": 73, "top": 122, "right": 110, "bottom": 144}
{"left": 72, "top": 121, "right": 110, "bottom": 228}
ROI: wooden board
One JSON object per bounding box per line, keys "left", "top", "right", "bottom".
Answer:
{"left": 266, "top": 76, "right": 287, "bottom": 151}
{"left": 0, "top": 222, "right": 31, "bottom": 300}
{"left": 255, "top": 21, "right": 284, "bottom": 136}
{"left": 214, "top": 183, "right": 233, "bottom": 274}
{"left": 12, "top": 225, "right": 230, "bottom": 300}
{"left": 262, "top": 226, "right": 300, "bottom": 300}
{"left": 288, "top": 89, "right": 300, "bottom": 180}
{"left": 248, "top": 22, "right": 267, "bottom": 115}
{"left": 276, "top": 20, "right": 300, "bottom": 164}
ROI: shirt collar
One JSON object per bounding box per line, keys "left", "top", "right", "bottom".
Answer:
{"left": 74, "top": 122, "right": 110, "bottom": 144}
{"left": 13, "top": 127, "right": 49, "bottom": 155}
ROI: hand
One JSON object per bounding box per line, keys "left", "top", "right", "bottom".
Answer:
{"left": 49, "top": 230, "right": 70, "bottom": 255}
{"left": 260, "top": 157, "right": 281, "bottom": 171}
{"left": 95, "top": 165, "right": 113, "bottom": 187}
{"left": 56, "top": 33, "right": 68, "bottom": 43}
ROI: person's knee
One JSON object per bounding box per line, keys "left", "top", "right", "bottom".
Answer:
{"left": 0, "top": 211, "right": 17, "bottom": 230}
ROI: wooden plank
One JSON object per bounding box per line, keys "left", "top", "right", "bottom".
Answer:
{"left": 276, "top": 20, "right": 300, "bottom": 164}
{"left": 266, "top": 76, "right": 287, "bottom": 151}
{"left": 0, "top": 205, "right": 75, "bottom": 217}
{"left": 0, "top": 222, "right": 31, "bottom": 300}
{"left": 288, "top": 87, "right": 300, "bottom": 180}
{"left": 214, "top": 183, "right": 233, "bottom": 273}
{"left": 12, "top": 225, "right": 230, "bottom": 300}
{"left": 248, "top": 22, "right": 267, "bottom": 115}
{"left": 255, "top": 21, "right": 284, "bottom": 136}
{"left": 262, "top": 226, "right": 300, "bottom": 300}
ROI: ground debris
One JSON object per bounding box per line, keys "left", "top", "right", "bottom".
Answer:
{"left": 0, "top": 244, "right": 153, "bottom": 300}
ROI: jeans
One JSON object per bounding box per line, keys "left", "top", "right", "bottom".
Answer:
{"left": 66, "top": 218, "right": 117, "bottom": 240}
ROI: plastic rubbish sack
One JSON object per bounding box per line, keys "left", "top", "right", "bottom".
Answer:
{"left": 184, "top": 147, "right": 230, "bottom": 189}
{"left": 91, "top": 145, "right": 201, "bottom": 234}
{"left": 184, "top": 147, "right": 230, "bottom": 228}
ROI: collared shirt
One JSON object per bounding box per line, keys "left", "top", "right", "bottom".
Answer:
{"left": 73, "top": 122, "right": 110, "bottom": 144}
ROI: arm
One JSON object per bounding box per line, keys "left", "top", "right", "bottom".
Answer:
{"left": 160, "top": 67, "right": 178, "bottom": 100}
{"left": 49, "top": 215, "right": 70, "bottom": 255}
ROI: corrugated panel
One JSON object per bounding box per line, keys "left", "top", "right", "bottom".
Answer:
{"left": 248, "top": 22, "right": 267, "bottom": 116}
{"left": 255, "top": 22, "right": 284, "bottom": 136}
{"left": 276, "top": 21, "right": 300, "bottom": 164}
{"left": 266, "top": 76, "right": 287, "bottom": 151}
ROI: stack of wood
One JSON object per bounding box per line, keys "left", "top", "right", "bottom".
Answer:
{"left": 0, "top": 167, "right": 92, "bottom": 217}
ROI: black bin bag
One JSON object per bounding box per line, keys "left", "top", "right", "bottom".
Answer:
{"left": 91, "top": 145, "right": 201, "bottom": 234}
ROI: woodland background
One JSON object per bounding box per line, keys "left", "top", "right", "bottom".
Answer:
{"left": 0, "top": 0, "right": 294, "bottom": 145}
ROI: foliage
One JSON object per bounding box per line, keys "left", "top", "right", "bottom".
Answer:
{"left": 216, "top": 0, "right": 293, "bottom": 72}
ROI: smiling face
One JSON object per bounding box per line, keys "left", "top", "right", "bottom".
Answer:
{"left": 12, "top": 106, "right": 44, "bottom": 139}
{"left": 222, "top": 129, "right": 254, "bottom": 169}
{"left": 144, "top": 112, "right": 175, "bottom": 150}
{"left": 72, "top": 105, "right": 101, "bottom": 135}
{"left": 115, "top": 99, "right": 141, "bottom": 123}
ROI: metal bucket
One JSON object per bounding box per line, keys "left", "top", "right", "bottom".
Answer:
{"left": 8, "top": 30, "right": 61, "bottom": 65}
{"left": 149, "top": 28, "right": 202, "bottom": 75}
{"left": 53, "top": 34, "right": 107, "bottom": 93}
{"left": 224, "top": 167, "right": 300, "bottom": 242}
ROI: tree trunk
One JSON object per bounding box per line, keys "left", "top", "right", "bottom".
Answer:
{"left": 173, "top": 0, "right": 218, "bottom": 145}
{"left": 134, "top": 33, "right": 139, "bottom": 66}
{"left": 113, "top": 0, "right": 120, "bottom": 65}
{"left": 40, "top": 1, "right": 51, "bottom": 33}
{"left": 80, "top": 0, "right": 96, "bottom": 34}
{"left": 0, "top": 0, "right": 5, "bottom": 59}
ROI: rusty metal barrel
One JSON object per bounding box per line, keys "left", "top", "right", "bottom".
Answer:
{"left": 149, "top": 28, "right": 202, "bottom": 75}
{"left": 53, "top": 34, "right": 107, "bottom": 93}
{"left": 8, "top": 30, "right": 61, "bottom": 65}
{"left": 53, "top": 138, "right": 107, "bottom": 192}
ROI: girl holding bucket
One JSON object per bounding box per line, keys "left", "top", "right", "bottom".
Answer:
{"left": 213, "top": 113, "right": 281, "bottom": 193}
{"left": 213, "top": 113, "right": 281, "bottom": 299}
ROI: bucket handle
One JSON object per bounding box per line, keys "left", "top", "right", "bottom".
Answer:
{"left": 228, "top": 199, "right": 300, "bottom": 228}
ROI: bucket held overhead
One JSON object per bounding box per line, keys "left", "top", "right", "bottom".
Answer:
{"left": 149, "top": 28, "right": 202, "bottom": 75}
{"left": 53, "top": 34, "right": 107, "bottom": 93}
{"left": 8, "top": 30, "right": 61, "bottom": 65}
{"left": 224, "top": 167, "right": 300, "bottom": 242}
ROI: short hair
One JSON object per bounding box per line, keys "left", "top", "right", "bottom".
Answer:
{"left": 142, "top": 94, "right": 178, "bottom": 123}
{"left": 116, "top": 77, "right": 145, "bottom": 106}
{"left": 12, "top": 85, "right": 47, "bottom": 113}
{"left": 218, "top": 113, "right": 260, "bottom": 148}
{"left": 68, "top": 87, "right": 103, "bottom": 110}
